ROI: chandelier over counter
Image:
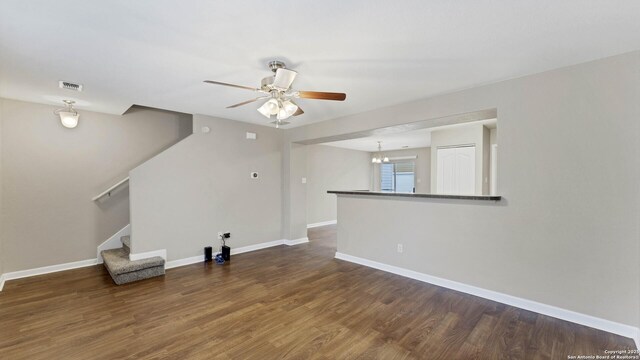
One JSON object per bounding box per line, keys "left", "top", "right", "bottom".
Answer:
{"left": 371, "top": 141, "right": 389, "bottom": 163}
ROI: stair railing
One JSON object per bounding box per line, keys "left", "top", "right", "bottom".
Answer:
{"left": 92, "top": 177, "right": 130, "bottom": 201}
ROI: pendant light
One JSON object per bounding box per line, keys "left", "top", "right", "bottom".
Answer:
{"left": 371, "top": 141, "right": 389, "bottom": 163}
{"left": 54, "top": 100, "right": 80, "bottom": 128}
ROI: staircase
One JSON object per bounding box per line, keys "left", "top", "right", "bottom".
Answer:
{"left": 101, "top": 235, "right": 165, "bottom": 285}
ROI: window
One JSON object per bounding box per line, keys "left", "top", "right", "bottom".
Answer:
{"left": 381, "top": 161, "right": 415, "bottom": 193}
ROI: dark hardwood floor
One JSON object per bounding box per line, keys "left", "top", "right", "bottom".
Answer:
{"left": 0, "top": 225, "right": 635, "bottom": 359}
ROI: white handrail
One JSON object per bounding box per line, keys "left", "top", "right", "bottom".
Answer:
{"left": 92, "top": 177, "right": 130, "bottom": 201}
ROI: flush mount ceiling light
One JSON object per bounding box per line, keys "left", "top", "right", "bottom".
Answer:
{"left": 54, "top": 100, "right": 79, "bottom": 128}
{"left": 204, "top": 60, "right": 346, "bottom": 128}
{"left": 372, "top": 141, "right": 389, "bottom": 163}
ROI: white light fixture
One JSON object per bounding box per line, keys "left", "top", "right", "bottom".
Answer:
{"left": 282, "top": 100, "right": 298, "bottom": 115}
{"left": 54, "top": 100, "right": 79, "bottom": 128}
{"left": 371, "top": 141, "right": 389, "bottom": 163}
{"left": 258, "top": 96, "right": 299, "bottom": 122}
{"left": 257, "top": 98, "right": 279, "bottom": 118}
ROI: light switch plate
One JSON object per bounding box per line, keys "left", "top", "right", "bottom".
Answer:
{"left": 301, "top": 177, "right": 307, "bottom": 184}
{"left": 246, "top": 132, "right": 257, "bottom": 140}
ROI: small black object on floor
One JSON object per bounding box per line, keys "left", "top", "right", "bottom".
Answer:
{"left": 221, "top": 245, "right": 230, "bottom": 261}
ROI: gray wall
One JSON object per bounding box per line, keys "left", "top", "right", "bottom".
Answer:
{"left": 129, "top": 114, "right": 283, "bottom": 260}
{"left": 285, "top": 51, "right": 640, "bottom": 328}
{"left": 0, "top": 99, "right": 192, "bottom": 272}
{"left": 371, "top": 147, "right": 431, "bottom": 193}
{"left": 306, "top": 145, "right": 370, "bottom": 224}
{"left": 0, "top": 99, "right": 3, "bottom": 277}
{"left": 430, "top": 124, "right": 488, "bottom": 195}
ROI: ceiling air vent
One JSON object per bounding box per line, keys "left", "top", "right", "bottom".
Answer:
{"left": 58, "top": 81, "right": 83, "bottom": 92}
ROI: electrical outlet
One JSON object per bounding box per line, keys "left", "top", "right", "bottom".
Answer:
{"left": 397, "top": 244, "right": 403, "bottom": 253}
{"left": 218, "top": 232, "right": 223, "bottom": 238}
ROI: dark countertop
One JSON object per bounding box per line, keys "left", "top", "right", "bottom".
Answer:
{"left": 327, "top": 190, "right": 501, "bottom": 201}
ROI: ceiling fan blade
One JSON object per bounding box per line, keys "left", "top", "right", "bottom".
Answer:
{"left": 226, "top": 97, "right": 268, "bottom": 109}
{"left": 272, "top": 68, "right": 297, "bottom": 90}
{"left": 204, "top": 80, "right": 258, "bottom": 91}
{"left": 296, "top": 91, "right": 346, "bottom": 101}
{"left": 293, "top": 107, "right": 304, "bottom": 116}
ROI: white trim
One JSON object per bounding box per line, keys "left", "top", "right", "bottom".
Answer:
{"left": 165, "top": 255, "right": 203, "bottom": 269}
{"left": 97, "top": 224, "right": 131, "bottom": 263}
{"left": 129, "top": 249, "right": 167, "bottom": 261}
{"left": 1, "top": 258, "right": 98, "bottom": 289}
{"left": 165, "top": 239, "right": 288, "bottom": 270}
{"left": 307, "top": 220, "right": 337, "bottom": 228}
{"left": 0, "top": 238, "right": 303, "bottom": 291}
{"left": 334, "top": 252, "right": 639, "bottom": 341}
{"left": 284, "top": 237, "right": 309, "bottom": 246}
{"left": 231, "top": 239, "right": 285, "bottom": 255}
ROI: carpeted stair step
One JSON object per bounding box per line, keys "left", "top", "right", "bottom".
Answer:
{"left": 101, "top": 248, "right": 165, "bottom": 285}
{"left": 121, "top": 235, "right": 131, "bottom": 253}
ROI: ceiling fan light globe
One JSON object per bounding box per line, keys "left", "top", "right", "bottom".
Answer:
{"left": 257, "top": 103, "right": 272, "bottom": 118}
{"left": 265, "top": 98, "right": 279, "bottom": 115}
{"left": 383, "top": 157, "right": 389, "bottom": 162}
{"left": 282, "top": 100, "right": 298, "bottom": 116}
{"left": 277, "top": 107, "right": 292, "bottom": 121}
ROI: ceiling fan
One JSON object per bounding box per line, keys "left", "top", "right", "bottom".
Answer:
{"left": 204, "top": 61, "right": 346, "bottom": 127}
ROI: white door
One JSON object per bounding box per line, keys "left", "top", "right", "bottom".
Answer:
{"left": 437, "top": 146, "right": 476, "bottom": 195}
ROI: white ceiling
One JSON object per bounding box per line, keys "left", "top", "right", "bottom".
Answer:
{"left": 1, "top": 1, "right": 639, "bottom": 128}
{"left": 323, "top": 119, "right": 496, "bottom": 152}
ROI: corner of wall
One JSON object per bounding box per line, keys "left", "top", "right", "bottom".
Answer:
{"left": 0, "top": 97, "right": 3, "bottom": 284}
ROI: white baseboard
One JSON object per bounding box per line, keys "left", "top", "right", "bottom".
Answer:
{"left": 0, "top": 258, "right": 98, "bottom": 291}
{"left": 231, "top": 239, "right": 285, "bottom": 255}
{"left": 165, "top": 238, "right": 306, "bottom": 270}
{"left": 307, "top": 220, "right": 337, "bottom": 228}
{"left": 97, "top": 224, "right": 131, "bottom": 264}
{"left": 335, "top": 252, "right": 639, "bottom": 342}
{"left": 284, "top": 237, "right": 309, "bottom": 246}
{"left": 0, "top": 237, "right": 309, "bottom": 291}
{"left": 165, "top": 255, "right": 203, "bottom": 269}
{"left": 129, "top": 249, "right": 167, "bottom": 261}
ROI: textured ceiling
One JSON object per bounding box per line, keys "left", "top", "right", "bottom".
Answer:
{"left": 1, "top": 1, "right": 639, "bottom": 128}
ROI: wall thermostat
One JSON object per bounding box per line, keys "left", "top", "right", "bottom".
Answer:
{"left": 201, "top": 126, "right": 211, "bottom": 133}
{"left": 250, "top": 172, "right": 259, "bottom": 179}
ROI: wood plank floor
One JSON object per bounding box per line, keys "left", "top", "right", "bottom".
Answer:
{"left": 0, "top": 225, "right": 635, "bottom": 359}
